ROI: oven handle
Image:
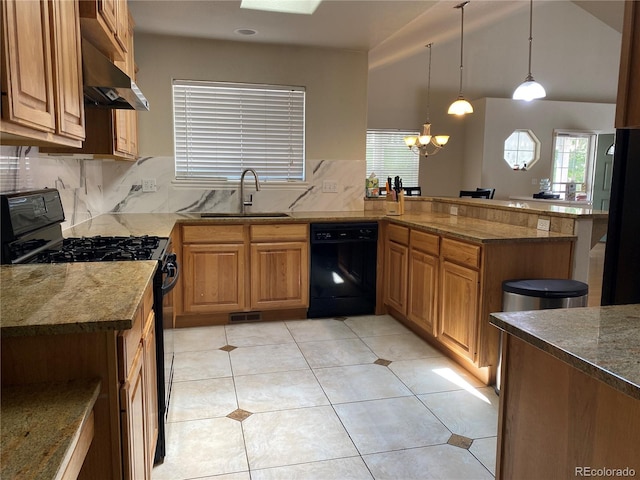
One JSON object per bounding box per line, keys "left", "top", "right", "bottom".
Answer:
{"left": 161, "top": 258, "right": 179, "bottom": 295}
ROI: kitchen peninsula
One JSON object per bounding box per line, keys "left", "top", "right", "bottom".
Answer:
{"left": 490, "top": 304, "right": 640, "bottom": 479}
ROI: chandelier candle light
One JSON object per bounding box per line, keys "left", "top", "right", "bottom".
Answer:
{"left": 448, "top": 0, "right": 473, "bottom": 115}
{"left": 405, "top": 44, "right": 450, "bottom": 156}
{"left": 513, "top": 0, "right": 546, "bottom": 101}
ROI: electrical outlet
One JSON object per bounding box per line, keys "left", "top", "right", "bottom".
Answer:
{"left": 450, "top": 205, "right": 458, "bottom": 216}
{"left": 532, "top": 178, "right": 538, "bottom": 185}
{"left": 322, "top": 180, "right": 338, "bottom": 193}
{"left": 537, "top": 217, "right": 551, "bottom": 231}
{"left": 142, "top": 178, "right": 157, "bottom": 192}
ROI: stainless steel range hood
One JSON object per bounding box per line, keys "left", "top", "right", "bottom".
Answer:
{"left": 82, "top": 38, "right": 149, "bottom": 111}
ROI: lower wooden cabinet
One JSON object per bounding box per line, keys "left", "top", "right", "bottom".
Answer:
{"left": 384, "top": 240, "right": 408, "bottom": 315}
{"left": 120, "top": 347, "right": 146, "bottom": 480}
{"left": 407, "top": 249, "right": 438, "bottom": 336}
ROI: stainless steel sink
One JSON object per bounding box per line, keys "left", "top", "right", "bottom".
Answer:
{"left": 200, "top": 212, "right": 290, "bottom": 218}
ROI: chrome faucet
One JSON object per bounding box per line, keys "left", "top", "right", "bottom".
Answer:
{"left": 240, "top": 168, "right": 261, "bottom": 214}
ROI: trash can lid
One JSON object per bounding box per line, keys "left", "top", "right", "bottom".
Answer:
{"left": 502, "top": 279, "right": 588, "bottom": 298}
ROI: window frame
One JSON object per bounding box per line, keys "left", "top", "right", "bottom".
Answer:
{"left": 172, "top": 79, "right": 307, "bottom": 188}
{"left": 503, "top": 129, "right": 540, "bottom": 170}
{"left": 550, "top": 129, "right": 597, "bottom": 200}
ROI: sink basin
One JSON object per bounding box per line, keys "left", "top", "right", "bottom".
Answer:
{"left": 200, "top": 212, "right": 291, "bottom": 218}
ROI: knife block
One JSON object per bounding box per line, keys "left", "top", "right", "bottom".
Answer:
{"left": 385, "top": 192, "right": 404, "bottom": 216}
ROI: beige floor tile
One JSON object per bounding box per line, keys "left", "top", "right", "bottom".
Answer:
{"left": 151, "top": 417, "right": 247, "bottom": 479}
{"left": 194, "top": 474, "right": 250, "bottom": 480}
{"left": 469, "top": 436, "right": 498, "bottom": 476}
{"left": 388, "top": 356, "right": 484, "bottom": 395}
{"left": 235, "top": 369, "right": 329, "bottom": 412}
{"left": 229, "top": 343, "right": 309, "bottom": 376}
{"left": 168, "top": 377, "right": 237, "bottom": 422}
{"left": 344, "top": 315, "right": 410, "bottom": 337}
{"left": 251, "top": 457, "right": 373, "bottom": 480}
{"left": 173, "top": 349, "right": 232, "bottom": 382}
{"left": 285, "top": 318, "right": 357, "bottom": 342}
{"left": 243, "top": 406, "right": 358, "bottom": 470}
{"left": 225, "top": 321, "right": 294, "bottom": 347}
{"left": 361, "top": 333, "right": 442, "bottom": 361}
{"left": 298, "top": 338, "right": 377, "bottom": 368}
{"left": 314, "top": 364, "right": 412, "bottom": 403}
{"left": 173, "top": 325, "right": 227, "bottom": 353}
{"left": 363, "top": 444, "right": 494, "bottom": 479}
{"left": 334, "top": 396, "right": 451, "bottom": 455}
{"left": 419, "top": 387, "right": 499, "bottom": 439}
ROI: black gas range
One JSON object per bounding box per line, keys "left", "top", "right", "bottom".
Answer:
{"left": 0, "top": 188, "right": 177, "bottom": 464}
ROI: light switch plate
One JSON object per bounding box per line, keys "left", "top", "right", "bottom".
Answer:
{"left": 322, "top": 180, "right": 338, "bottom": 193}
{"left": 537, "top": 217, "right": 551, "bottom": 231}
{"left": 142, "top": 178, "right": 157, "bottom": 192}
{"left": 450, "top": 205, "right": 458, "bottom": 216}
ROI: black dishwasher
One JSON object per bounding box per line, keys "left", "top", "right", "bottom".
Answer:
{"left": 308, "top": 222, "right": 378, "bottom": 318}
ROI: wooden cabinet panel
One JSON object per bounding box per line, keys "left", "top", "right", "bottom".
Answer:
{"left": 615, "top": 0, "right": 640, "bottom": 128}
{"left": 441, "top": 237, "right": 481, "bottom": 269}
{"left": 387, "top": 223, "right": 409, "bottom": 245}
{"left": 183, "top": 225, "right": 244, "bottom": 243}
{"left": 410, "top": 230, "right": 439, "bottom": 256}
{"left": 250, "top": 224, "right": 308, "bottom": 242}
{"left": 250, "top": 241, "right": 309, "bottom": 309}
{"left": 120, "top": 347, "right": 146, "bottom": 480}
{"left": 384, "top": 240, "right": 408, "bottom": 315}
{"left": 407, "top": 249, "right": 438, "bottom": 336}
{"left": 1, "top": 0, "right": 56, "bottom": 132}
{"left": 78, "top": 0, "right": 125, "bottom": 61}
{"left": 142, "top": 311, "right": 157, "bottom": 477}
{"left": 438, "top": 260, "right": 479, "bottom": 362}
{"left": 183, "top": 243, "right": 245, "bottom": 313}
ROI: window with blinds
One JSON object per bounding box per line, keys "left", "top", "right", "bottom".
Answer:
{"left": 173, "top": 80, "right": 306, "bottom": 183}
{"left": 366, "top": 130, "right": 420, "bottom": 187}
{"left": 0, "top": 146, "right": 33, "bottom": 193}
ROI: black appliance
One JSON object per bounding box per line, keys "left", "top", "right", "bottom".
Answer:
{"left": 0, "top": 188, "right": 177, "bottom": 464}
{"left": 308, "top": 222, "right": 378, "bottom": 318}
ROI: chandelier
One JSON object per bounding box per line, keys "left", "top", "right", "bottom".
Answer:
{"left": 404, "top": 44, "right": 450, "bottom": 157}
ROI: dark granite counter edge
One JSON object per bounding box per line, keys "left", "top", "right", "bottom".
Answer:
{"left": 490, "top": 314, "right": 640, "bottom": 401}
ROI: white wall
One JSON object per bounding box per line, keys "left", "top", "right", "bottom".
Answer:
{"left": 465, "top": 98, "right": 615, "bottom": 200}
{"left": 367, "top": 0, "right": 622, "bottom": 197}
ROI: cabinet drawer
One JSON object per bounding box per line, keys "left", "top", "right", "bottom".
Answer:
{"left": 183, "top": 225, "right": 244, "bottom": 243}
{"left": 387, "top": 223, "right": 409, "bottom": 245}
{"left": 250, "top": 224, "right": 307, "bottom": 242}
{"left": 410, "top": 230, "right": 439, "bottom": 256}
{"left": 441, "top": 238, "right": 481, "bottom": 269}
{"left": 118, "top": 305, "right": 143, "bottom": 382}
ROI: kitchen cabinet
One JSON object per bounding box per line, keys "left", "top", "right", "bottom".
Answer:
{"left": 249, "top": 224, "right": 309, "bottom": 310}
{"left": 78, "top": 0, "right": 127, "bottom": 61}
{"left": 41, "top": 10, "right": 138, "bottom": 160}
{"left": 0, "top": 0, "right": 85, "bottom": 147}
{"left": 615, "top": 0, "right": 640, "bottom": 128}
{"left": 384, "top": 224, "right": 409, "bottom": 315}
{"left": 182, "top": 225, "right": 246, "bottom": 314}
{"left": 118, "top": 282, "right": 157, "bottom": 480}
{"left": 438, "top": 238, "right": 481, "bottom": 362}
{"left": 407, "top": 230, "right": 439, "bottom": 336}
{"left": 178, "top": 223, "right": 309, "bottom": 322}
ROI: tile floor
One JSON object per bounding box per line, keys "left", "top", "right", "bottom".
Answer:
{"left": 152, "top": 315, "right": 498, "bottom": 480}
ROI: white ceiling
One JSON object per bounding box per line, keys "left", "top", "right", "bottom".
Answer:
{"left": 128, "top": 0, "right": 624, "bottom": 68}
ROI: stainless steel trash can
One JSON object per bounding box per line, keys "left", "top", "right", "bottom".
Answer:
{"left": 495, "top": 279, "right": 588, "bottom": 394}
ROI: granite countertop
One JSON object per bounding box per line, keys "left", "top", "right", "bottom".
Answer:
{"left": 0, "top": 261, "right": 157, "bottom": 336}
{"left": 490, "top": 304, "right": 640, "bottom": 400}
{"left": 64, "top": 211, "right": 573, "bottom": 244}
{"left": 1, "top": 379, "right": 101, "bottom": 480}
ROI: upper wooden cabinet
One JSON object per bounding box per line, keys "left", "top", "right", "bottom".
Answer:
{"left": 615, "top": 0, "right": 640, "bottom": 128}
{"left": 78, "top": 0, "right": 127, "bottom": 61}
{"left": 1, "top": 0, "right": 85, "bottom": 147}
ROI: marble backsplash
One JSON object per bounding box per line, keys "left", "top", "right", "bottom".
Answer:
{"left": 0, "top": 146, "right": 365, "bottom": 229}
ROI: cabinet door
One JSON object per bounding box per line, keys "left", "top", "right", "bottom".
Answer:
{"left": 183, "top": 243, "right": 246, "bottom": 313}
{"left": 250, "top": 241, "right": 309, "bottom": 309}
{"left": 51, "top": 0, "right": 84, "bottom": 141}
{"left": 438, "top": 260, "right": 479, "bottom": 362}
{"left": 120, "top": 347, "right": 146, "bottom": 480}
{"left": 384, "top": 240, "right": 408, "bottom": 315}
{"left": 408, "top": 249, "right": 438, "bottom": 335}
{"left": 142, "top": 310, "right": 158, "bottom": 476}
{"left": 1, "top": 0, "right": 56, "bottom": 132}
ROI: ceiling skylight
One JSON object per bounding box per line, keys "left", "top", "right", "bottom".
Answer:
{"left": 240, "top": 0, "right": 322, "bottom": 15}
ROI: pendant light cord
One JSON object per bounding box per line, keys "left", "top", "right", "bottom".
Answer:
{"left": 527, "top": 0, "right": 533, "bottom": 79}
{"left": 455, "top": 1, "right": 470, "bottom": 97}
{"left": 426, "top": 43, "right": 432, "bottom": 121}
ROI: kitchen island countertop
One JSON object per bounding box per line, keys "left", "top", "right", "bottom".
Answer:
{"left": 490, "top": 304, "right": 640, "bottom": 400}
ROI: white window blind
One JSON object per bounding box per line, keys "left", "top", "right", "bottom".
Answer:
{"left": 0, "top": 146, "right": 33, "bottom": 193}
{"left": 173, "top": 80, "right": 305, "bottom": 182}
{"left": 366, "top": 129, "right": 420, "bottom": 187}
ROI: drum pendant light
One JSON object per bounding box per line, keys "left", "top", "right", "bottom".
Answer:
{"left": 448, "top": 1, "right": 473, "bottom": 116}
{"left": 513, "top": 0, "right": 546, "bottom": 101}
